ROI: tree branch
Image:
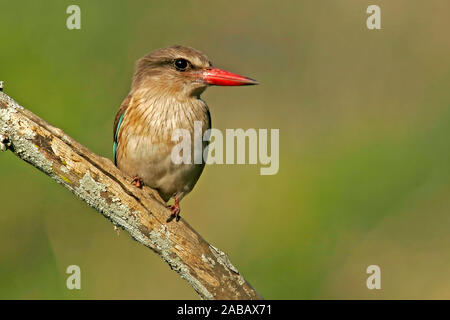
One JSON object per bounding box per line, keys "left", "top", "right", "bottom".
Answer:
{"left": 0, "top": 87, "right": 262, "bottom": 300}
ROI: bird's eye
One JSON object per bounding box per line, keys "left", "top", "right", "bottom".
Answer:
{"left": 174, "top": 58, "right": 189, "bottom": 71}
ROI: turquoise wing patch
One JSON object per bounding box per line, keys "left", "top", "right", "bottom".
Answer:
{"left": 113, "top": 141, "right": 118, "bottom": 166}
{"left": 113, "top": 112, "right": 125, "bottom": 166}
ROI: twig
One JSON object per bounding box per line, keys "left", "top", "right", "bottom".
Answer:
{"left": 0, "top": 87, "right": 262, "bottom": 300}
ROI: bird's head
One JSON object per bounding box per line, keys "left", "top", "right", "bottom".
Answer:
{"left": 132, "top": 45, "right": 258, "bottom": 99}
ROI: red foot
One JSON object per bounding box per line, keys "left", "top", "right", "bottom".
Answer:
{"left": 132, "top": 176, "right": 144, "bottom": 188}
{"left": 166, "top": 200, "right": 181, "bottom": 223}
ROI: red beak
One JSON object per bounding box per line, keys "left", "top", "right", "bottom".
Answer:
{"left": 202, "top": 68, "right": 258, "bottom": 86}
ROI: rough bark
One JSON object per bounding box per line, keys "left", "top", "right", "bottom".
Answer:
{"left": 0, "top": 88, "right": 262, "bottom": 300}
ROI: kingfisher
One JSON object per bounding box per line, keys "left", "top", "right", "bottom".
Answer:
{"left": 113, "top": 45, "right": 257, "bottom": 222}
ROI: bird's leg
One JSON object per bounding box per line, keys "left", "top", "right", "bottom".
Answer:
{"left": 131, "top": 176, "right": 144, "bottom": 188}
{"left": 166, "top": 195, "right": 181, "bottom": 223}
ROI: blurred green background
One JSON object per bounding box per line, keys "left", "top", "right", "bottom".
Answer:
{"left": 1, "top": 0, "right": 450, "bottom": 299}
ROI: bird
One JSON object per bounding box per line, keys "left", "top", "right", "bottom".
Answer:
{"left": 113, "top": 45, "right": 257, "bottom": 222}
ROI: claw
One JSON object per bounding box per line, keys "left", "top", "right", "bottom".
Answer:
{"left": 166, "top": 198, "right": 181, "bottom": 222}
{"left": 132, "top": 176, "right": 144, "bottom": 188}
